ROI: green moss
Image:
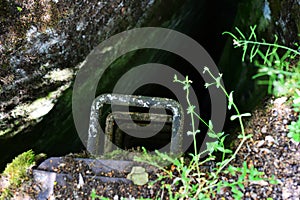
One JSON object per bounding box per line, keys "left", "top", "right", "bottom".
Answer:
{"left": 0, "top": 188, "right": 12, "bottom": 200}
{"left": 1, "top": 150, "right": 35, "bottom": 199}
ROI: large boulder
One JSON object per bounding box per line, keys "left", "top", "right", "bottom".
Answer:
{"left": 0, "top": 0, "right": 185, "bottom": 169}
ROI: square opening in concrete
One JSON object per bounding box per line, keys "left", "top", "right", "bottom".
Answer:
{"left": 104, "top": 111, "right": 173, "bottom": 153}
{"left": 87, "top": 94, "right": 184, "bottom": 155}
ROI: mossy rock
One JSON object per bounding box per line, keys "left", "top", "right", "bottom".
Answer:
{"left": 0, "top": 150, "right": 36, "bottom": 199}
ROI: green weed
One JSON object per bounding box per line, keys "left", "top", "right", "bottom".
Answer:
{"left": 288, "top": 120, "right": 300, "bottom": 142}
{"left": 16, "top": 6, "right": 22, "bottom": 12}
{"left": 92, "top": 26, "right": 290, "bottom": 199}
{"left": 134, "top": 68, "right": 269, "bottom": 199}
{"left": 224, "top": 25, "right": 300, "bottom": 143}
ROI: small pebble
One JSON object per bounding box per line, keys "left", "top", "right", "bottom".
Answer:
{"left": 265, "top": 135, "right": 276, "bottom": 146}
{"left": 250, "top": 192, "right": 257, "bottom": 199}
{"left": 261, "top": 126, "right": 267, "bottom": 134}
{"left": 255, "top": 140, "right": 265, "bottom": 147}
{"left": 273, "top": 97, "right": 287, "bottom": 106}
{"left": 250, "top": 180, "right": 269, "bottom": 186}
{"left": 272, "top": 109, "right": 278, "bottom": 117}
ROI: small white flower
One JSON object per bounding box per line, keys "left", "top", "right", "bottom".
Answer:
{"left": 233, "top": 39, "right": 242, "bottom": 47}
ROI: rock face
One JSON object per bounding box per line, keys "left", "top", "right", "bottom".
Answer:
{"left": 0, "top": 0, "right": 184, "bottom": 169}
{"left": 0, "top": 0, "right": 157, "bottom": 137}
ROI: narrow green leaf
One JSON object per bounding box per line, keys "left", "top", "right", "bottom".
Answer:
{"left": 237, "top": 182, "right": 245, "bottom": 190}
{"left": 222, "top": 31, "right": 238, "bottom": 41}
{"left": 230, "top": 115, "right": 239, "bottom": 121}
{"left": 227, "top": 165, "right": 237, "bottom": 176}
{"left": 249, "top": 25, "right": 257, "bottom": 41}
{"left": 215, "top": 76, "right": 222, "bottom": 88}
{"left": 173, "top": 74, "right": 178, "bottom": 82}
{"left": 17, "top": 6, "right": 22, "bottom": 12}
{"left": 216, "top": 146, "right": 225, "bottom": 152}
{"left": 228, "top": 91, "right": 234, "bottom": 110}
{"left": 187, "top": 131, "right": 193, "bottom": 136}
{"left": 208, "top": 120, "right": 213, "bottom": 130}
{"left": 183, "top": 83, "right": 190, "bottom": 90}
{"left": 220, "top": 134, "right": 228, "bottom": 144}
{"left": 207, "top": 131, "right": 218, "bottom": 139}
{"left": 263, "top": 46, "right": 271, "bottom": 64}
{"left": 235, "top": 27, "right": 246, "bottom": 40}
{"left": 240, "top": 113, "right": 251, "bottom": 118}
{"left": 217, "top": 132, "right": 224, "bottom": 138}
{"left": 204, "top": 82, "right": 214, "bottom": 88}
{"left": 245, "top": 134, "right": 253, "bottom": 139}
{"left": 242, "top": 44, "right": 248, "bottom": 62}
{"left": 203, "top": 66, "right": 209, "bottom": 74}
{"left": 250, "top": 44, "right": 260, "bottom": 62}
{"left": 187, "top": 105, "right": 195, "bottom": 114}
{"left": 224, "top": 149, "right": 233, "bottom": 154}
{"left": 269, "top": 175, "right": 279, "bottom": 185}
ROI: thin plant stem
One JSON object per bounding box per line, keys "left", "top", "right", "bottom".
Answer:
{"left": 184, "top": 82, "right": 201, "bottom": 179}
{"left": 204, "top": 69, "right": 247, "bottom": 175}
{"left": 235, "top": 40, "right": 300, "bottom": 56}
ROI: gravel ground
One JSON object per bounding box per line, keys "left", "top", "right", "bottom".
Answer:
{"left": 51, "top": 157, "right": 164, "bottom": 200}
{"left": 3, "top": 96, "right": 299, "bottom": 199}
{"left": 217, "top": 96, "right": 300, "bottom": 200}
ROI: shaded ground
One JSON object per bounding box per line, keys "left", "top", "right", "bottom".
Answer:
{"left": 1, "top": 96, "right": 299, "bottom": 199}
{"left": 216, "top": 96, "right": 300, "bottom": 200}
